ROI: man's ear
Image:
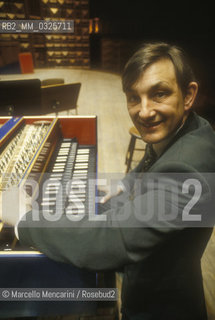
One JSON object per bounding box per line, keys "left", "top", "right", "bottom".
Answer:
{"left": 184, "top": 82, "right": 198, "bottom": 111}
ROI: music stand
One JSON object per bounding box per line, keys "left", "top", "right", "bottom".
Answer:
{"left": 41, "top": 83, "right": 81, "bottom": 115}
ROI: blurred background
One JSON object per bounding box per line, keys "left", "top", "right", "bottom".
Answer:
{"left": 1, "top": 0, "right": 215, "bottom": 121}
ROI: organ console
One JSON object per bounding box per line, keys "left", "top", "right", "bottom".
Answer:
{"left": 0, "top": 115, "right": 98, "bottom": 318}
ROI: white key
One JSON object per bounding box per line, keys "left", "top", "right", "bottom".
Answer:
{"left": 41, "top": 201, "right": 56, "bottom": 206}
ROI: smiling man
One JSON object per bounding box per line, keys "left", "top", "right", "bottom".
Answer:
{"left": 2, "top": 42, "right": 215, "bottom": 320}
{"left": 117, "top": 42, "right": 215, "bottom": 319}
{"left": 123, "top": 44, "right": 198, "bottom": 155}
{"left": 127, "top": 60, "right": 197, "bottom": 149}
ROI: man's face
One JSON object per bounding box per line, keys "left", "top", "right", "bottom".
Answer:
{"left": 126, "top": 59, "right": 189, "bottom": 145}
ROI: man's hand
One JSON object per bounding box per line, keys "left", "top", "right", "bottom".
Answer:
{"left": 99, "top": 183, "right": 124, "bottom": 204}
{"left": 0, "top": 186, "right": 32, "bottom": 226}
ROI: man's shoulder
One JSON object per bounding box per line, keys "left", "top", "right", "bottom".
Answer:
{"left": 174, "top": 113, "right": 215, "bottom": 152}
{"left": 153, "top": 113, "right": 215, "bottom": 172}
{"left": 178, "top": 112, "right": 215, "bottom": 142}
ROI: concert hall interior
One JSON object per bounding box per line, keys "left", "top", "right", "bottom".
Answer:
{"left": 0, "top": 0, "right": 215, "bottom": 319}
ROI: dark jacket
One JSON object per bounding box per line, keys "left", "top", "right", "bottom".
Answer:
{"left": 18, "top": 112, "right": 215, "bottom": 320}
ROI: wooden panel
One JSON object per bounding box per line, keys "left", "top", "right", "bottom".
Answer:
{"left": 59, "top": 116, "right": 97, "bottom": 145}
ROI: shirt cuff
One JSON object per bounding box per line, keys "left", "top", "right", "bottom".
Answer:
{"left": 14, "top": 211, "right": 27, "bottom": 240}
{"left": 14, "top": 222, "right": 20, "bottom": 240}
{"left": 118, "top": 180, "right": 127, "bottom": 192}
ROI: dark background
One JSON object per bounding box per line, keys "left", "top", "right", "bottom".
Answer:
{"left": 89, "top": 0, "right": 215, "bottom": 119}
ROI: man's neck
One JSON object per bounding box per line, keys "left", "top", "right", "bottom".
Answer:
{"left": 152, "top": 114, "right": 189, "bottom": 157}
{"left": 152, "top": 136, "right": 173, "bottom": 157}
